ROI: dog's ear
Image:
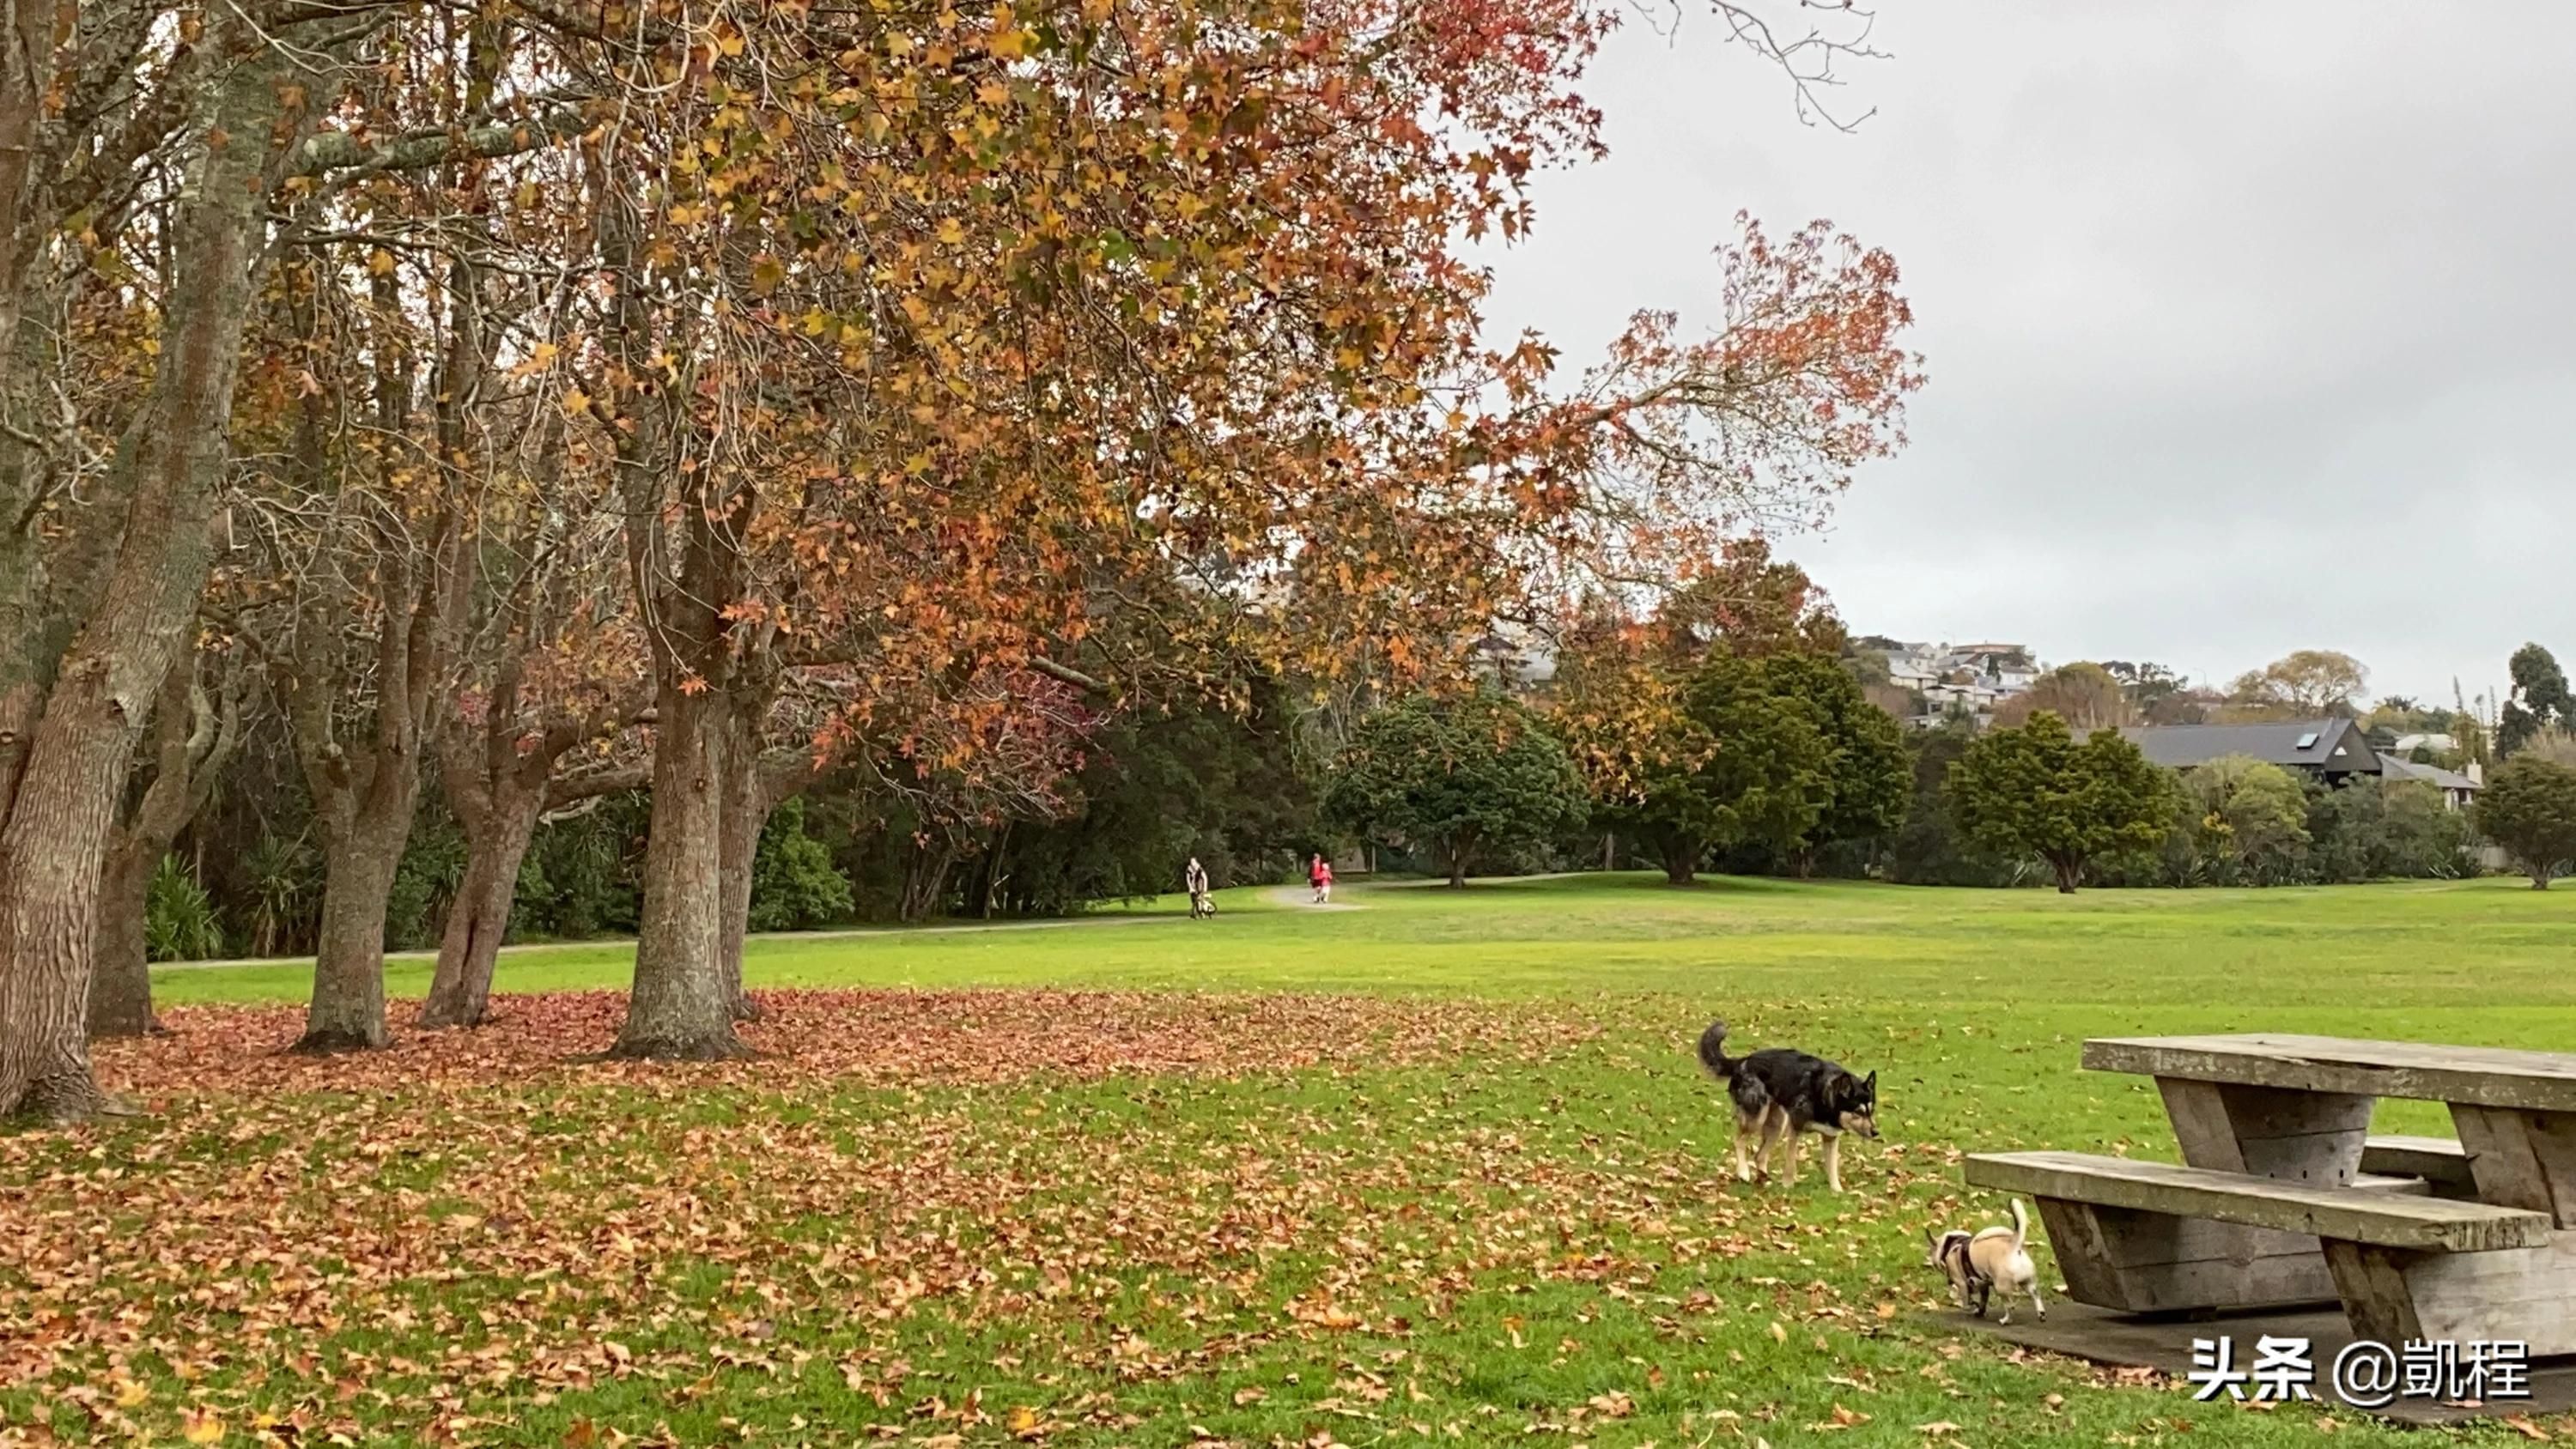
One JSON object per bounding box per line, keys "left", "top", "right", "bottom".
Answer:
{"left": 1862, "top": 1070, "right": 1877, "bottom": 1093}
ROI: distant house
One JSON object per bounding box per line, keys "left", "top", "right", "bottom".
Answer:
{"left": 2116, "top": 719, "right": 2486, "bottom": 810}
{"left": 2376, "top": 753, "right": 2483, "bottom": 811}
{"left": 2117, "top": 719, "right": 2384, "bottom": 786}
{"left": 1467, "top": 627, "right": 1558, "bottom": 690}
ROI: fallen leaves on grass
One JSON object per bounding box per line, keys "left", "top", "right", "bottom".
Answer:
{"left": 0, "top": 990, "right": 2192, "bottom": 1447}
{"left": 0, "top": 990, "right": 1672, "bottom": 1444}
{"left": 93, "top": 989, "right": 1601, "bottom": 1101}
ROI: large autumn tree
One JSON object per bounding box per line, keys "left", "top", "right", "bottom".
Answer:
{"left": 529, "top": 0, "right": 1921, "bottom": 1060}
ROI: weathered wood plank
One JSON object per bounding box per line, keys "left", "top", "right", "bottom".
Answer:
{"left": 2451, "top": 1106, "right": 2576, "bottom": 1228}
{"left": 2095, "top": 1180, "right": 2432, "bottom": 1269}
{"left": 2327, "top": 1232, "right": 2576, "bottom": 1357}
{"left": 2032, "top": 1183, "right": 2427, "bottom": 1313}
{"left": 2087, "top": 1035, "right": 2576, "bottom": 1113}
{"left": 2322, "top": 1240, "right": 2425, "bottom": 1348}
{"left": 2453, "top": 1105, "right": 2551, "bottom": 1215}
{"left": 2213, "top": 1084, "right": 2379, "bottom": 1144}
{"left": 2160, "top": 1078, "right": 2372, "bottom": 1185}
{"left": 2029, "top": 1197, "right": 2343, "bottom": 1313}
{"left": 2529, "top": 1113, "right": 2576, "bottom": 1228}
{"left": 2158, "top": 1077, "right": 2247, "bottom": 1172}
{"left": 1965, "top": 1151, "right": 2550, "bottom": 1252}
{"left": 2031, "top": 1198, "right": 2133, "bottom": 1310}
{"left": 2360, "top": 1135, "right": 2474, "bottom": 1190}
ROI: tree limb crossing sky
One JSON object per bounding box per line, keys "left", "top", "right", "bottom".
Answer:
{"left": 1481, "top": 2, "right": 2576, "bottom": 708}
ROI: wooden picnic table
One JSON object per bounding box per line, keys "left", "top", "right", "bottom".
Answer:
{"left": 2086, "top": 1034, "right": 2576, "bottom": 1226}
{"left": 1966, "top": 1033, "right": 2576, "bottom": 1356}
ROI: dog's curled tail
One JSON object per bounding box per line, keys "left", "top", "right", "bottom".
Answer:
{"left": 2008, "top": 1197, "right": 2030, "bottom": 1252}
{"left": 1697, "top": 1019, "right": 1736, "bottom": 1082}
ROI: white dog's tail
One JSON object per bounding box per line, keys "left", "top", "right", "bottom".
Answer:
{"left": 2008, "top": 1197, "right": 2029, "bottom": 1252}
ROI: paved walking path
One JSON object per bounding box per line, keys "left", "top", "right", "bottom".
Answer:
{"left": 1265, "top": 886, "right": 1364, "bottom": 912}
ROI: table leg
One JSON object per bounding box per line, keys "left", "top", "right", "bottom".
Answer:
{"left": 2032, "top": 1080, "right": 2379, "bottom": 1315}
{"left": 2324, "top": 1231, "right": 2576, "bottom": 1357}
{"left": 2158, "top": 1078, "right": 2374, "bottom": 1183}
{"left": 2034, "top": 1197, "right": 2344, "bottom": 1313}
{"left": 2450, "top": 1106, "right": 2576, "bottom": 1228}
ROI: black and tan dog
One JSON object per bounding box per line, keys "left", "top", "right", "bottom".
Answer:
{"left": 1698, "top": 1019, "right": 1879, "bottom": 1192}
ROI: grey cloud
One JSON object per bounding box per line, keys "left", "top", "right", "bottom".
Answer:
{"left": 1480, "top": 2, "right": 2576, "bottom": 705}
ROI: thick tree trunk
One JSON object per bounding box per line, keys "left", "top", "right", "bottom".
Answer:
{"left": 1659, "top": 834, "right": 1702, "bottom": 888}
{"left": 1447, "top": 851, "right": 1469, "bottom": 889}
{"left": 0, "top": 0, "right": 46, "bottom": 821}
{"left": 613, "top": 681, "right": 747, "bottom": 1059}
{"left": 0, "top": 48, "right": 289, "bottom": 1120}
{"left": 296, "top": 795, "right": 416, "bottom": 1052}
{"left": 2049, "top": 853, "right": 2083, "bottom": 894}
{"left": 86, "top": 843, "right": 160, "bottom": 1039}
{"left": 417, "top": 804, "right": 537, "bottom": 1029}
{"left": 91, "top": 655, "right": 240, "bottom": 1039}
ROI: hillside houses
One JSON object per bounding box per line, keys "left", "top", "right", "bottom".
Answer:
{"left": 1856, "top": 638, "right": 2041, "bottom": 721}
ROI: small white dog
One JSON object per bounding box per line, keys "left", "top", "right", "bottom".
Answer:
{"left": 1925, "top": 1198, "right": 2045, "bottom": 1325}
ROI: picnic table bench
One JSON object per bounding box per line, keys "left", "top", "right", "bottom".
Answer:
{"left": 1966, "top": 1034, "right": 2576, "bottom": 1356}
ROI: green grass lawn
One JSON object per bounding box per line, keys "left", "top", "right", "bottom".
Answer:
{"left": 12, "top": 874, "right": 2575, "bottom": 1446}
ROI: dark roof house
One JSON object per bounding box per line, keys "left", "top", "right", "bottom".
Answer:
{"left": 2377, "top": 752, "right": 2483, "bottom": 809}
{"left": 2117, "top": 718, "right": 2383, "bottom": 783}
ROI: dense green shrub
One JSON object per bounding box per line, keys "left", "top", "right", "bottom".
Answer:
{"left": 145, "top": 856, "right": 228, "bottom": 962}
{"left": 749, "top": 798, "right": 856, "bottom": 931}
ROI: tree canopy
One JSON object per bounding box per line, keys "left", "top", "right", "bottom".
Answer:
{"left": 2500, "top": 644, "right": 2573, "bottom": 757}
{"left": 1994, "top": 662, "right": 2136, "bottom": 732}
{"left": 1323, "top": 692, "right": 1589, "bottom": 888}
{"left": 1947, "top": 712, "right": 2174, "bottom": 893}
{"left": 2227, "top": 650, "right": 2370, "bottom": 719}
{"left": 2476, "top": 758, "right": 2576, "bottom": 889}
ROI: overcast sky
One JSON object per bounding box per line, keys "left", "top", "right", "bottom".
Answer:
{"left": 1479, "top": 3, "right": 2576, "bottom": 709}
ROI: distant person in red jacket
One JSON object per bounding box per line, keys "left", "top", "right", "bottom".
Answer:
{"left": 1308, "top": 854, "right": 1327, "bottom": 905}
{"left": 1312, "top": 856, "right": 1334, "bottom": 905}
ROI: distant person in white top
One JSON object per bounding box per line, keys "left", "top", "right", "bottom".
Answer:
{"left": 1185, "top": 857, "right": 1212, "bottom": 919}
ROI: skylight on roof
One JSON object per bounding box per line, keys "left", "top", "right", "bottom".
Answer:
{"left": 2296, "top": 731, "right": 2320, "bottom": 749}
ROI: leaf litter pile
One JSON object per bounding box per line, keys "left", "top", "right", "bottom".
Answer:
{"left": 2, "top": 990, "right": 2464, "bottom": 1446}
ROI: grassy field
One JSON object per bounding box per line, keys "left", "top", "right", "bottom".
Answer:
{"left": 9, "top": 874, "right": 2574, "bottom": 1446}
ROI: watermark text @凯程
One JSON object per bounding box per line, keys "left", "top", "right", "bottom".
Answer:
{"left": 2187, "top": 1335, "right": 2530, "bottom": 1408}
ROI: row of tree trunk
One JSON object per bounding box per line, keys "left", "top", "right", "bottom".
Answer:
{"left": 0, "top": 20, "right": 807, "bottom": 1108}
